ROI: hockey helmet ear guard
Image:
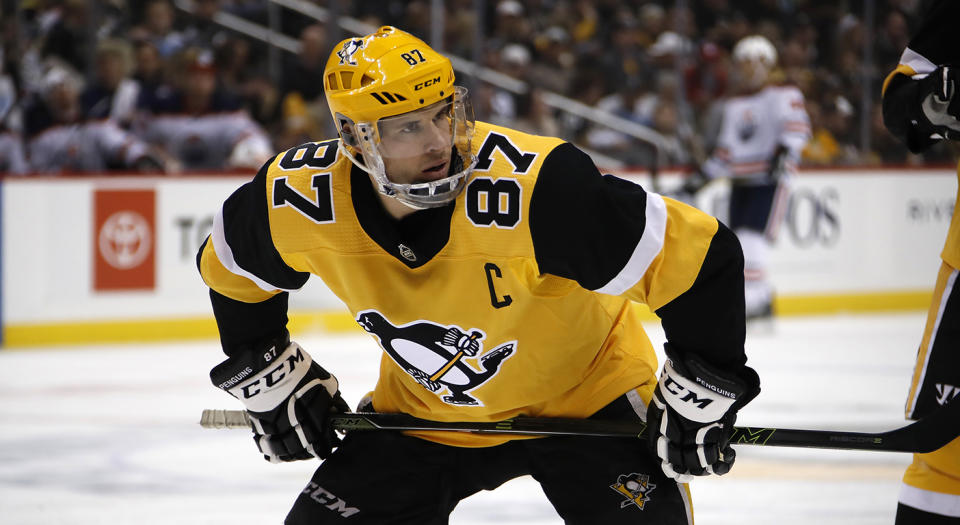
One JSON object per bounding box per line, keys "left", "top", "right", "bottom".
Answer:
{"left": 324, "top": 26, "right": 477, "bottom": 209}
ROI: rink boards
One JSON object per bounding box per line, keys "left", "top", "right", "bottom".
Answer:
{"left": 1, "top": 167, "right": 954, "bottom": 346}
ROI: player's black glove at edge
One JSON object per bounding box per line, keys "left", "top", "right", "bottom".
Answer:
{"left": 210, "top": 334, "right": 350, "bottom": 463}
{"left": 646, "top": 343, "right": 760, "bottom": 482}
{"left": 919, "top": 66, "right": 960, "bottom": 141}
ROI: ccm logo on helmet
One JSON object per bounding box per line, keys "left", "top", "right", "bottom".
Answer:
{"left": 415, "top": 76, "right": 441, "bottom": 90}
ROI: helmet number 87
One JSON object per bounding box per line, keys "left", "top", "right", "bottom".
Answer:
{"left": 401, "top": 49, "right": 426, "bottom": 65}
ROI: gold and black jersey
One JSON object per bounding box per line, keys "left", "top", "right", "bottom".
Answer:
{"left": 198, "top": 121, "right": 746, "bottom": 447}
{"left": 881, "top": 0, "right": 960, "bottom": 268}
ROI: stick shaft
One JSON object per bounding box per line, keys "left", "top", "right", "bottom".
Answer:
{"left": 200, "top": 400, "right": 960, "bottom": 454}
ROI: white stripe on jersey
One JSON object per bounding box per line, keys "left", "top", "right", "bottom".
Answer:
{"left": 211, "top": 205, "right": 301, "bottom": 293}
{"left": 901, "top": 47, "right": 937, "bottom": 77}
{"left": 899, "top": 483, "right": 960, "bottom": 517}
{"left": 906, "top": 267, "right": 958, "bottom": 415}
{"left": 594, "top": 192, "right": 667, "bottom": 296}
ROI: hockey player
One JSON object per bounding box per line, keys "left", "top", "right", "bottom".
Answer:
{"left": 686, "top": 35, "right": 811, "bottom": 320}
{"left": 197, "top": 26, "right": 760, "bottom": 524}
{"left": 881, "top": 1, "right": 960, "bottom": 522}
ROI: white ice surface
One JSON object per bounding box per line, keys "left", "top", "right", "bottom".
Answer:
{"left": 0, "top": 312, "right": 928, "bottom": 524}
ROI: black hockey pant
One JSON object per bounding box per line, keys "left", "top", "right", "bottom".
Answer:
{"left": 285, "top": 393, "right": 693, "bottom": 524}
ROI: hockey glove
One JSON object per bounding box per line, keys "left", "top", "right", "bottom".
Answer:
{"left": 919, "top": 66, "right": 960, "bottom": 141}
{"left": 210, "top": 335, "right": 349, "bottom": 462}
{"left": 647, "top": 344, "right": 760, "bottom": 482}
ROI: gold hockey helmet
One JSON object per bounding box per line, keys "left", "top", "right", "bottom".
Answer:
{"left": 324, "top": 26, "right": 476, "bottom": 209}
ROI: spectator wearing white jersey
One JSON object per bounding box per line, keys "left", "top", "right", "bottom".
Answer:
{"left": 137, "top": 47, "right": 272, "bottom": 171}
{"left": 0, "top": 66, "right": 27, "bottom": 175}
{"left": 685, "top": 35, "right": 811, "bottom": 321}
{"left": 23, "top": 63, "right": 166, "bottom": 174}
{"left": 81, "top": 39, "right": 141, "bottom": 129}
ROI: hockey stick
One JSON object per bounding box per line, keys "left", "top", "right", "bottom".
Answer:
{"left": 200, "top": 399, "right": 960, "bottom": 454}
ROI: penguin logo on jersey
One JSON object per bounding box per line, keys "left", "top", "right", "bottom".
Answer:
{"left": 610, "top": 473, "right": 657, "bottom": 510}
{"left": 356, "top": 310, "right": 515, "bottom": 406}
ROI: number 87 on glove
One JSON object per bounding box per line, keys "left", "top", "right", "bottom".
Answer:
{"left": 646, "top": 344, "right": 761, "bottom": 482}
{"left": 210, "top": 334, "right": 350, "bottom": 463}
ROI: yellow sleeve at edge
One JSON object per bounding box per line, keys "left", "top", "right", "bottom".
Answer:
{"left": 198, "top": 236, "right": 279, "bottom": 303}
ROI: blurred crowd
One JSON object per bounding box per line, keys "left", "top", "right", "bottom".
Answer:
{"left": 0, "top": 0, "right": 955, "bottom": 175}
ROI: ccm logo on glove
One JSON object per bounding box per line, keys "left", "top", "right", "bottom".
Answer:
{"left": 222, "top": 344, "right": 312, "bottom": 412}
{"left": 664, "top": 376, "right": 739, "bottom": 407}
{"left": 659, "top": 360, "right": 737, "bottom": 423}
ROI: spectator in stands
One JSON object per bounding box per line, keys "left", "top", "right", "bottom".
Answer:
{"left": 819, "top": 93, "right": 861, "bottom": 165}
{"left": 442, "top": 0, "right": 478, "bottom": 58}
{"left": 214, "top": 34, "right": 278, "bottom": 127}
{"left": 527, "top": 25, "right": 575, "bottom": 95}
{"left": 598, "top": 17, "right": 648, "bottom": 93}
{"left": 81, "top": 38, "right": 140, "bottom": 128}
{"left": 684, "top": 41, "right": 731, "bottom": 116}
{"left": 651, "top": 100, "right": 693, "bottom": 167}
{"left": 569, "top": 0, "right": 599, "bottom": 44}
{"left": 0, "top": 129, "right": 27, "bottom": 174}
{"left": 40, "top": 0, "right": 93, "bottom": 73}
{"left": 277, "top": 23, "right": 332, "bottom": 151}
{"left": 127, "top": 0, "right": 186, "bottom": 58}
{"left": 874, "top": 8, "right": 911, "bottom": 74}
{"left": 486, "top": 43, "right": 530, "bottom": 127}
{"left": 584, "top": 74, "right": 657, "bottom": 165}
{"left": 489, "top": 0, "right": 534, "bottom": 49}
{"left": 0, "top": 0, "right": 953, "bottom": 170}
{"left": 558, "top": 63, "right": 609, "bottom": 144}
{"left": 511, "top": 85, "right": 560, "bottom": 138}
{"left": 635, "top": 3, "right": 666, "bottom": 49}
{"left": 180, "top": 0, "right": 228, "bottom": 51}
{"left": 801, "top": 99, "right": 843, "bottom": 166}
{"left": 22, "top": 63, "right": 167, "bottom": 173}
{"left": 130, "top": 39, "right": 168, "bottom": 113}
{"left": 0, "top": 60, "right": 27, "bottom": 174}
{"left": 137, "top": 47, "right": 272, "bottom": 171}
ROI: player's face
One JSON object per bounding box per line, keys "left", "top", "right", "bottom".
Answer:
{"left": 377, "top": 99, "right": 453, "bottom": 185}
{"left": 737, "top": 59, "right": 770, "bottom": 89}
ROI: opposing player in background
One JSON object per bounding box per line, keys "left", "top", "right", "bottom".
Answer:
{"left": 881, "top": 1, "right": 960, "bottom": 522}
{"left": 197, "top": 26, "right": 760, "bottom": 523}
{"left": 686, "top": 35, "right": 811, "bottom": 320}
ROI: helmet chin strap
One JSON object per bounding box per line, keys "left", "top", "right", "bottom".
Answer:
{"left": 338, "top": 140, "right": 476, "bottom": 210}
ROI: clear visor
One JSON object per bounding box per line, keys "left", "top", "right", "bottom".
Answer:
{"left": 346, "top": 86, "right": 477, "bottom": 209}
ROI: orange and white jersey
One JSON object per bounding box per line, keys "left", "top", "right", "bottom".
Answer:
{"left": 26, "top": 120, "right": 150, "bottom": 173}
{"left": 703, "top": 84, "right": 811, "bottom": 182}
{"left": 0, "top": 131, "right": 27, "bottom": 174}
{"left": 139, "top": 110, "right": 271, "bottom": 170}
